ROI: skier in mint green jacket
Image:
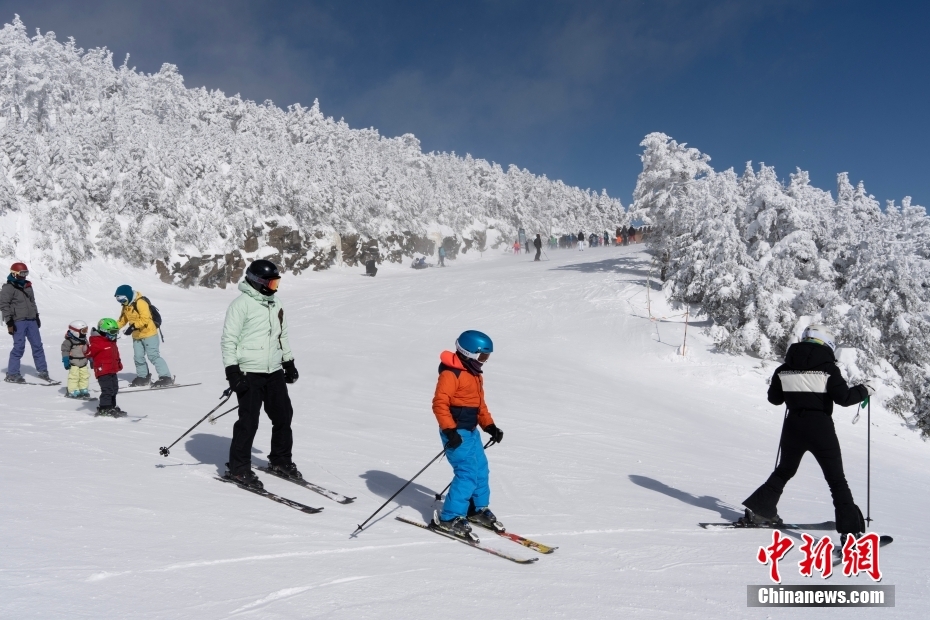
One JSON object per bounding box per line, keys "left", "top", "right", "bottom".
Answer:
{"left": 221, "top": 259, "right": 300, "bottom": 490}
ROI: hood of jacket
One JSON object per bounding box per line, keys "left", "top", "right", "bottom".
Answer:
{"left": 784, "top": 341, "right": 835, "bottom": 370}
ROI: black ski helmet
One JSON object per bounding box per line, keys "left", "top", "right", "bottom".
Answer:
{"left": 245, "top": 259, "right": 282, "bottom": 295}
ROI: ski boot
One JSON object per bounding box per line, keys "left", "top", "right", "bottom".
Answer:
{"left": 95, "top": 406, "right": 126, "bottom": 418}
{"left": 80, "top": 389, "right": 91, "bottom": 398}
{"left": 152, "top": 375, "right": 175, "bottom": 388}
{"left": 467, "top": 506, "right": 505, "bottom": 533}
{"left": 737, "top": 508, "right": 783, "bottom": 527}
{"left": 68, "top": 390, "right": 83, "bottom": 399}
{"left": 4, "top": 373, "right": 25, "bottom": 384}
{"left": 268, "top": 461, "right": 303, "bottom": 480}
{"left": 225, "top": 464, "right": 264, "bottom": 490}
{"left": 37, "top": 371, "right": 52, "bottom": 382}
{"left": 431, "top": 510, "right": 479, "bottom": 542}
{"left": 129, "top": 375, "right": 151, "bottom": 388}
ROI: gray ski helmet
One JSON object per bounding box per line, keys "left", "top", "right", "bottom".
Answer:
{"left": 801, "top": 324, "right": 836, "bottom": 352}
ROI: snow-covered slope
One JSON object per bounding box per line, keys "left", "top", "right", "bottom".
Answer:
{"left": 1, "top": 247, "right": 927, "bottom": 618}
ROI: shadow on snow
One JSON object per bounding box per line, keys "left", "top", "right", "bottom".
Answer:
{"left": 628, "top": 474, "right": 742, "bottom": 521}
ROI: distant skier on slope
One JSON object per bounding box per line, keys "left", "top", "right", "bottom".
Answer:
{"left": 533, "top": 234, "right": 542, "bottom": 261}
{"left": 742, "top": 325, "right": 874, "bottom": 539}
{"left": 221, "top": 259, "right": 300, "bottom": 490}
{"left": 431, "top": 330, "right": 505, "bottom": 539}
{"left": 1, "top": 262, "right": 51, "bottom": 384}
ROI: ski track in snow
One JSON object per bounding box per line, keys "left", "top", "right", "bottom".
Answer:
{"left": 1, "top": 246, "right": 928, "bottom": 618}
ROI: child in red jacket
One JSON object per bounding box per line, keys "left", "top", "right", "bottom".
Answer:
{"left": 84, "top": 318, "right": 124, "bottom": 417}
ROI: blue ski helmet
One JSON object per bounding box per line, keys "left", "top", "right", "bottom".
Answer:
{"left": 455, "top": 330, "right": 493, "bottom": 361}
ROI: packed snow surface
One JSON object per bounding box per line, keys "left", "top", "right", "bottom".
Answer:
{"left": 1, "top": 246, "right": 927, "bottom": 618}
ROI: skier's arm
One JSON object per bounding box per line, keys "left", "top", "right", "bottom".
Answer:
{"left": 431, "top": 371, "right": 459, "bottom": 430}
{"left": 767, "top": 365, "right": 786, "bottom": 405}
{"left": 279, "top": 307, "right": 294, "bottom": 363}
{"left": 61, "top": 339, "right": 71, "bottom": 357}
{"left": 826, "top": 366, "right": 868, "bottom": 407}
{"left": 116, "top": 305, "right": 128, "bottom": 329}
{"left": 220, "top": 301, "right": 246, "bottom": 368}
{"left": 0, "top": 285, "right": 13, "bottom": 323}
{"left": 477, "top": 390, "right": 494, "bottom": 430}
{"left": 132, "top": 298, "right": 152, "bottom": 331}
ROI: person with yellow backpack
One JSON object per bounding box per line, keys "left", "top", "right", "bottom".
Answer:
{"left": 114, "top": 285, "right": 173, "bottom": 387}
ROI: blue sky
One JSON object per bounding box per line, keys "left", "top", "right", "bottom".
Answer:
{"left": 5, "top": 0, "right": 929, "bottom": 207}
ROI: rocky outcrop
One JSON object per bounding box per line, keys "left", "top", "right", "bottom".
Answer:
{"left": 155, "top": 226, "right": 489, "bottom": 288}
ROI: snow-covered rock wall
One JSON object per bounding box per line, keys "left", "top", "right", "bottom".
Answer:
{"left": 0, "top": 17, "right": 625, "bottom": 286}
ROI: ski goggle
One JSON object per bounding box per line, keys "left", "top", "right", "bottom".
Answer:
{"left": 70, "top": 327, "right": 88, "bottom": 335}
{"left": 11, "top": 270, "right": 28, "bottom": 278}
{"left": 104, "top": 328, "right": 119, "bottom": 338}
{"left": 246, "top": 272, "right": 281, "bottom": 291}
{"left": 477, "top": 353, "right": 491, "bottom": 363}
{"left": 115, "top": 295, "right": 129, "bottom": 304}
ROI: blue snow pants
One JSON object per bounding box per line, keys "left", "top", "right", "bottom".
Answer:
{"left": 8, "top": 319, "right": 47, "bottom": 375}
{"left": 133, "top": 334, "right": 170, "bottom": 379}
{"left": 439, "top": 428, "right": 490, "bottom": 521}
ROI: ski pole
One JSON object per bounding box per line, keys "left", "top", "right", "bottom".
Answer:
{"left": 867, "top": 398, "right": 872, "bottom": 525}
{"left": 353, "top": 448, "right": 446, "bottom": 534}
{"left": 159, "top": 388, "right": 233, "bottom": 457}
{"left": 434, "top": 438, "right": 496, "bottom": 500}
{"left": 208, "top": 405, "right": 238, "bottom": 425}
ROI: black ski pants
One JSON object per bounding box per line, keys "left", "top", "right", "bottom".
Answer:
{"left": 228, "top": 370, "right": 294, "bottom": 474}
{"left": 98, "top": 373, "right": 118, "bottom": 408}
{"left": 744, "top": 410, "right": 862, "bottom": 533}
{"left": 534, "top": 248, "right": 541, "bottom": 261}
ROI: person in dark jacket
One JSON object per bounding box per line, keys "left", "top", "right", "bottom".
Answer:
{"left": 533, "top": 234, "right": 542, "bottom": 261}
{"left": 1, "top": 262, "right": 50, "bottom": 383}
{"left": 742, "top": 325, "right": 873, "bottom": 536}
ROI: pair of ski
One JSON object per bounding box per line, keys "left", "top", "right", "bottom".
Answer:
{"left": 63, "top": 382, "right": 202, "bottom": 402}
{"left": 700, "top": 519, "right": 893, "bottom": 558}
{"left": 215, "top": 465, "right": 356, "bottom": 514}
{"left": 396, "top": 515, "right": 558, "bottom": 564}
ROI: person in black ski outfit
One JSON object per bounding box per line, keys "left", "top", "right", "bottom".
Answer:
{"left": 742, "top": 325, "right": 873, "bottom": 536}
{"left": 533, "top": 234, "right": 542, "bottom": 261}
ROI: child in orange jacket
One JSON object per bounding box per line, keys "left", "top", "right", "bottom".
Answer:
{"left": 430, "top": 330, "right": 504, "bottom": 540}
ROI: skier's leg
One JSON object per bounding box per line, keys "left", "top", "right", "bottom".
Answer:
{"left": 67, "top": 365, "right": 80, "bottom": 392}
{"left": 98, "top": 374, "right": 118, "bottom": 408}
{"left": 132, "top": 338, "right": 150, "bottom": 378}
{"left": 809, "top": 416, "right": 863, "bottom": 533}
{"left": 7, "top": 320, "right": 27, "bottom": 376}
{"left": 142, "top": 335, "right": 171, "bottom": 378}
{"left": 78, "top": 365, "right": 90, "bottom": 391}
{"left": 470, "top": 429, "right": 491, "bottom": 509}
{"left": 743, "top": 415, "right": 806, "bottom": 517}
{"left": 23, "top": 321, "right": 48, "bottom": 372}
{"left": 228, "top": 373, "right": 264, "bottom": 474}
{"left": 264, "top": 370, "right": 295, "bottom": 466}
{"left": 440, "top": 428, "right": 479, "bottom": 521}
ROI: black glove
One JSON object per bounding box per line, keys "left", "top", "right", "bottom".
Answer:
{"left": 6, "top": 321, "right": 13, "bottom": 336}
{"left": 36, "top": 315, "right": 41, "bottom": 329}
{"left": 124, "top": 325, "right": 136, "bottom": 336}
{"left": 225, "top": 364, "right": 248, "bottom": 394}
{"left": 282, "top": 359, "right": 299, "bottom": 384}
{"left": 484, "top": 424, "right": 504, "bottom": 444}
{"left": 442, "top": 428, "right": 462, "bottom": 450}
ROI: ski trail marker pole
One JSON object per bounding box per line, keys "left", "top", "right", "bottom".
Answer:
{"left": 434, "top": 438, "right": 496, "bottom": 500}
{"left": 354, "top": 448, "right": 446, "bottom": 534}
{"left": 159, "top": 388, "right": 233, "bottom": 457}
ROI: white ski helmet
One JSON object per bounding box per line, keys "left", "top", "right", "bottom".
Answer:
{"left": 68, "top": 320, "right": 89, "bottom": 339}
{"left": 801, "top": 324, "right": 836, "bottom": 352}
